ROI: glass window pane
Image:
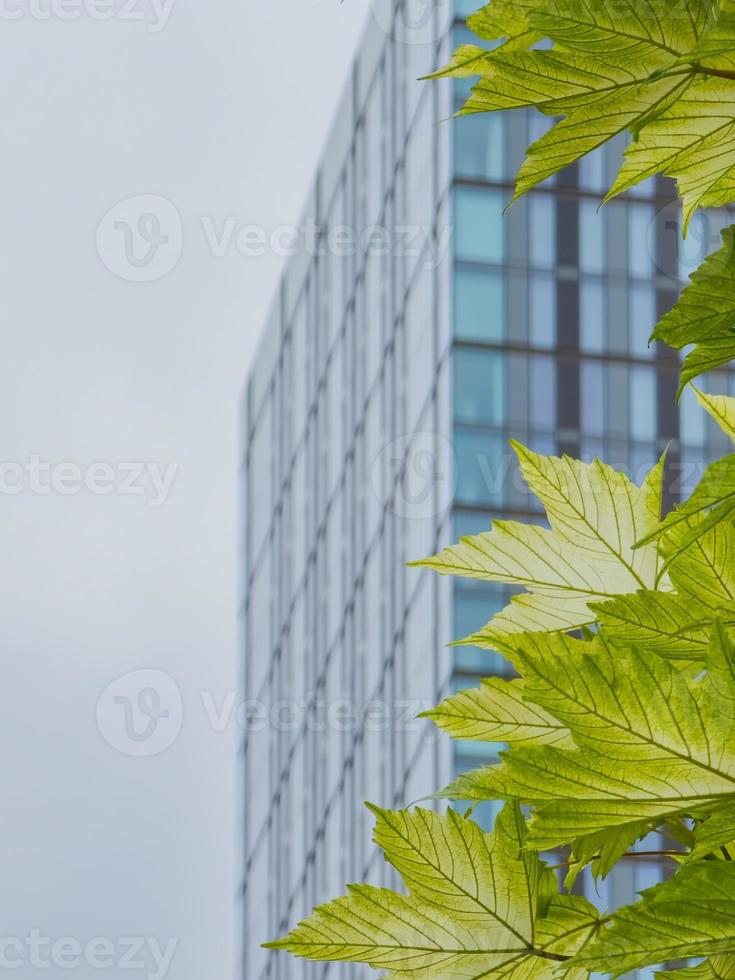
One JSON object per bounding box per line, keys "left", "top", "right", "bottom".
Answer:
{"left": 581, "top": 362, "right": 605, "bottom": 437}
{"left": 579, "top": 148, "right": 605, "bottom": 192}
{"left": 530, "top": 276, "right": 556, "bottom": 348}
{"left": 454, "top": 265, "right": 505, "bottom": 342}
{"left": 529, "top": 195, "right": 555, "bottom": 268}
{"left": 454, "top": 428, "right": 506, "bottom": 506}
{"left": 454, "top": 113, "right": 505, "bottom": 182}
{"left": 454, "top": 589, "right": 503, "bottom": 635}
{"left": 454, "top": 348, "right": 505, "bottom": 425}
{"left": 631, "top": 366, "right": 657, "bottom": 442}
{"left": 530, "top": 356, "right": 556, "bottom": 431}
{"left": 678, "top": 209, "right": 733, "bottom": 281}
{"left": 628, "top": 205, "right": 655, "bottom": 279}
{"left": 628, "top": 175, "right": 656, "bottom": 198}
{"left": 580, "top": 280, "right": 605, "bottom": 352}
{"left": 629, "top": 284, "right": 656, "bottom": 357}
{"left": 580, "top": 201, "right": 605, "bottom": 274}
{"left": 453, "top": 588, "right": 509, "bottom": 676}
{"left": 455, "top": 187, "right": 505, "bottom": 264}
{"left": 453, "top": 510, "right": 491, "bottom": 539}
{"left": 455, "top": 0, "right": 483, "bottom": 20}
{"left": 679, "top": 384, "right": 706, "bottom": 447}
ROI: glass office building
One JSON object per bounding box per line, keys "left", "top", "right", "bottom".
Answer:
{"left": 241, "top": 3, "right": 735, "bottom": 979}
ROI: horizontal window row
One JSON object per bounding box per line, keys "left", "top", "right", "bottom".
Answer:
{"left": 454, "top": 187, "right": 671, "bottom": 283}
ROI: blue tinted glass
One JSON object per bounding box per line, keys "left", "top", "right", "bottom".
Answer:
{"left": 679, "top": 209, "right": 732, "bottom": 280}
{"left": 454, "top": 348, "right": 505, "bottom": 425}
{"left": 530, "top": 276, "right": 556, "bottom": 348}
{"left": 629, "top": 284, "right": 656, "bottom": 357}
{"left": 581, "top": 362, "right": 605, "bottom": 436}
{"left": 581, "top": 437, "right": 606, "bottom": 463}
{"left": 579, "top": 147, "right": 605, "bottom": 192}
{"left": 580, "top": 200, "right": 605, "bottom": 274}
{"left": 580, "top": 280, "right": 605, "bottom": 352}
{"left": 628, "top": 175, "right": 657, "bottom": 198}
{"left": 455, "top": 187, "right": 505, "bottom": 263}
{"left": 629, "top": 443, "right": 659, "bottom": 486}
{"left": 454, "top": 265, "right": 505, "bottom": 342}
{"left": 454, "top": 113, "right": 505, "bottom": 182}
{"left": 529, "top": 195, "right": 555, "bottom": 268}
{"left": 680, "top": 383, "right": 706, "bottom": 447}
{"left": 454, "top": 0, "right": 481, "bottom": 16}
{"left": 628, "top": 205, "right": 655, "bottom": 279}
{"left": 454, "top": 588, "right": 504, "bottom": 635}
{"left": 529, "top": 356, "right": 556, "bottom": 431}
{"left": 453, "top": 586, "right": 508, "bottom": 674}
{"left": 630, "top": 366, "right": 657, "bottom": 441}
{"left": 455, "top": 428, "right": 506, "bottom": 506}
{"left": 453, "top": 510, "right": 492, "bottom": 539}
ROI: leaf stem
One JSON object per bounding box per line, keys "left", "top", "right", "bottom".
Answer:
{"left": 549, "top": 850, "right": 681, "bottom": 870}
{"left": 697, "top": 65, "right": 735, "bottom": 82}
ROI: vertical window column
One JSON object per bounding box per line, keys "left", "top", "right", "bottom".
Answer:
{"left": 556, "top": 164, "right": 581, "bottom": 458}
{"left": 654, "top": 176, "right": 682, "bottom": 511}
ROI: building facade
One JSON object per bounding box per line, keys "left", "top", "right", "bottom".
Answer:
{"left": 241, "top": 3, "right": 735, "bottom": 979}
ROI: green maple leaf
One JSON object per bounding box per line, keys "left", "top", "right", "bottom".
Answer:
{"left": 660, "top": 957, "right": 735, "bottom": 980}
{"left": 665, "top": 516, "right": 735, "bottom": 609}
{"left": 677, "top": 10, "right": 735, "bottom": 70}
{"left": 563, "top": 823, "right": 654, "bottom": 890}
{"left": 530, "top": 0, "right": 713, "bottom": 57}
{"left": 652, "top": 227, "right": 735, "bottom": 394}
{"left": 640, "top": 457, "right": 735, "bottom": 557}
{"left": 465, "top": 0, "right": 544, "bottom": 51}
{"left": 435, "top": 0, "right": 735, "bottom": 223}
{"left": 607, "top": 74, "right": 735, "bottom": 229}
{"left": 695, "top": 386, "right": 735, "bottom": 440}
{"left": 266, "top": 803, "right": 600, "bottom": 977}
{"left": 573, "top": 864, "right": 735, "bottom": 975}
{"left": 443, "top": 625, "right": 735, "bottom": 849}
{"left": 592, "top": 589, "right": 715, "bottom": 661}
{"left": 687, "top": 800, "right": 735, "bottom": 860}
{"left": 422, "top": 677, "right": 574, "bottom": 748}
{"left": 413, "top": 443, "right": 666, "bottom": 642}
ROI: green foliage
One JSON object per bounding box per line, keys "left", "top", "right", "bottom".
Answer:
{"left": 652, "top": 230, "right": 735, "bottom": 393}
{"left": 432, "top": 0, "right": 735, "bottom": 227}
{"left": 267, "top": 803, "right": 601, "bottom": 976}
{"left": 268, "top": 0, "right": 735, "bottom": 976}
{"left": 445, "top": 626, "right": 735, "bottom": 849}
{"left": 577, "top": 865, "right": 735, "bottom": 974}
{"left": 411, "top": 443, "right": 667, "bottom": 641}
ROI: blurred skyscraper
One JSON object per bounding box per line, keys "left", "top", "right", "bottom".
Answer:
{"left": 241, "top": 3, "right": 735, "bottom": 979}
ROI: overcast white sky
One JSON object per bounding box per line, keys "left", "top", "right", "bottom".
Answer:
{"left": 0, "top": 2, "right": 370, "bottom": 977}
